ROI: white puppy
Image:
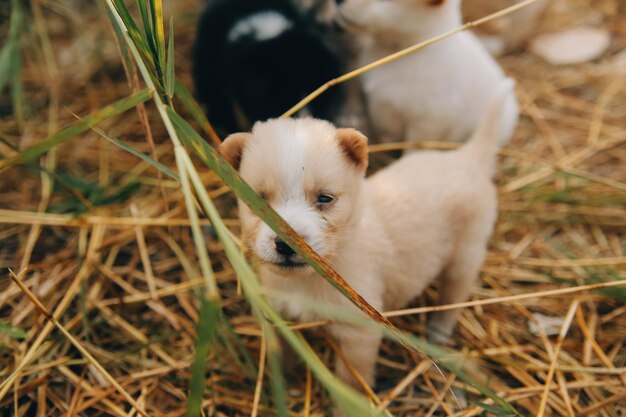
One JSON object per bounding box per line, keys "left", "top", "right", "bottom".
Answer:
{"left": 220, "top": 80, "right": 517, "bottom": 392}
{"left": 340, "top": 0, "right": 519, "bottom": 146}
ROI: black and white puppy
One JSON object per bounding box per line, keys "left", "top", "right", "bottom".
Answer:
{"left": 193, "top": 0, "right": 345, "bottom": 135}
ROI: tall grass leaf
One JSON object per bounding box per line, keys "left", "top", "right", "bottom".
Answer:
{"left": 0, "top": 42, "right": 11, "bottom": 94}
{"left": 111, "top": 0, "right": 154, "bottom": 67}
{"left": 136, "top": 0, "right": 153, "bottom": 47}
{"left": 49, "top": 174, "right": 140, "bottom": 215}
{"left": 263, "top": 323, "right": 288, "bottom": 417}
{"left": 0, "top": 321, "right": 26, "bottom": 340}
{"left": 137, "top": 0, "right": 152, "bottom": 33}
{"left": 166, "top": 108, "right": 393, "bottom": 328}
{"left": 145, "top": 0, "right": 166, "bottom": 93}
{"left": 175, "top": 148, "right": 219, "bottom": 296}
{"left": 476, "top": 402, "right": 518, "bottom": 416}
{"left": 165, "top": 17, "right": 175, "bottom": 99}
{"left": 0, "top": 88, "right": 153, "bottom": 172}
{"left": 187, "top": 296, "right": 220, "bottom": 417}
{"left": 111, "top": 0, "right": 139, "bottom": 33}
{"left": 151, "top": 0, "right": 166, "bottom": 71}
{"left": 598, "top": 284, "right": 626, "bottom": 299}
{"left": 92, "top": 126, "right": 178, "bottom": 180}
{"left": 217, "top": 320, "right": 258, "bottom": 380}
{"left": 588, "top": 271, "right": 626, "bottom": 299}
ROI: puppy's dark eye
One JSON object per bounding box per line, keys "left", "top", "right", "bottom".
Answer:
{"left": 259, "top": 191, "right": 269, "bottom": 201}
{"left": 317, "top": 194, "right": 334, "bottom": 204}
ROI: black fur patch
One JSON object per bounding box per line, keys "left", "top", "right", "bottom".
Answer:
{"left": 192, "top": 0, "right": 345, "bottom": 135}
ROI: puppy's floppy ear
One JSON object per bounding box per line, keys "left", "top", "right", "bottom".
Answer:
{"left": 336, "top": 128, "right": 368, "bottom": 172}
{"left": 220, "top": 133, "right": 251, "bottom": 171}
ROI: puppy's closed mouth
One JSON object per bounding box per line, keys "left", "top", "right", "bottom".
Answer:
{"left": 274, "top": 258, "right": 307, "bottom": 270}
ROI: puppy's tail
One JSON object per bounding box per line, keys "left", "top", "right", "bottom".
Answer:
{"left": 464, "top": 77, "right": 518, "bottom": 176}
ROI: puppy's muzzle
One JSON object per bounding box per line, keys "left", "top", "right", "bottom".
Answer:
{"left": 273, "top": 237, "right": 307, "bottom": 269}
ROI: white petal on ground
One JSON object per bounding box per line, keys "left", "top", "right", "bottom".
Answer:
{"left": 530, "top": 26, "right": 611, "bottom": 65}
{"left": 528, "top": 313, "right": 565, "bottom": 336}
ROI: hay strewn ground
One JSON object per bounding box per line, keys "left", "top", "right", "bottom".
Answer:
{"left": 1, "top": 0, "right": 625, "bottom": 415}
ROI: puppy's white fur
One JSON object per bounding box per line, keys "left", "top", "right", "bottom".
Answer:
{"left": 221, "top": 80, "right": 517, "bottom": 392}
{"left": 341, "top": 0, "right": 519, "bottom": 146}
{"left": 227, "top": 11, "right": 294, "bottom": 43}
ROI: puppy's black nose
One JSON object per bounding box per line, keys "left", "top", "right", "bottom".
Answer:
{"left": 274, "top": 237, "right": 295, "bottom": 256}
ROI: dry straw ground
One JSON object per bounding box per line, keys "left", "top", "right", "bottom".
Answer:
{"left": 1, "top": 0, "right": 625, "bottom": 416}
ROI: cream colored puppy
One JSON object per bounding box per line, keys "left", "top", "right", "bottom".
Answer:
{"left": 340, "top": 0, "right": 519, "bottom": 146}
{"left": 220, "top": 80, "right": 516, "bottom": 392}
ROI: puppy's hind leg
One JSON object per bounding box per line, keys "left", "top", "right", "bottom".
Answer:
{"left": 427, "top": 241, "right": 488, "bottom": 345}
{"left": 330, "top": 323, "right": 382, "bottom": 389}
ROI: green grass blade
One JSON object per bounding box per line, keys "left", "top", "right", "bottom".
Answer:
{"left": 111, "top": 0, "right": 154, "bottom": 67}
{"left": 142, "top": 0, "right": 167, "bottom": 96}
{"left": 0, "top": 320, "right": 27, "bottom": 340}
{"left": 263, "top": 322, "right": 289, "bottom": 417}
{"left": 111, "top": 0, "right": 140, "bottom": 34}
{"left": 186, "top": 297, "right": 220, "bottom": 417}
{"left": 217, "top": 320, "right": 258, "bottom": 381}
{"left": 476, "top": 402, "right": 518, "bottom": 416}
{"left": 92, "top": 126, "right": 178, "bottom": 180}
{"left": 587, "top": 270, "right": 626, "bottom": 299}
{"left": 0, "top": 88, "right": 153, "bottom": 172}
{"left": 135, "top": 0, "right": 159, "bottom": 61}
{"left": 165, "top": 17, "right": 175, "bottom": 99}
{"left": 175, "top": 149, "right": 218, "bottom": 297}
{"left": 137, "top": 0, "right": 152, "bottom": 33}
{"left": 0, "top": 40, "right": 12, "bottom": 94}
{"left": 166, "top": 108, "right": 392, "bottom": 328}
{"left": 150, "top": 0, "right": 166, "bottom": 70}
